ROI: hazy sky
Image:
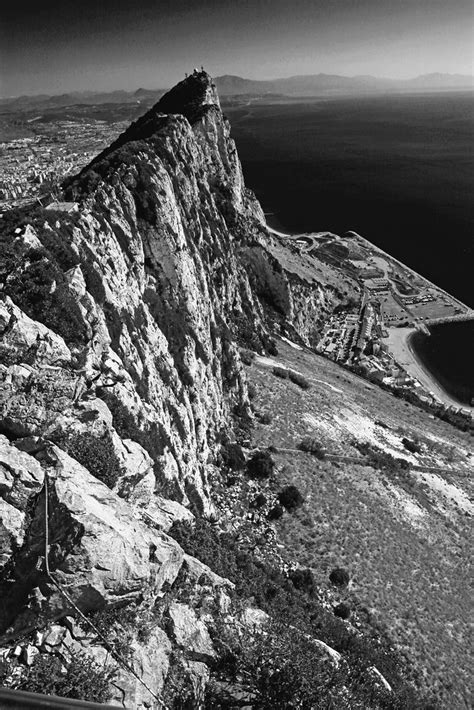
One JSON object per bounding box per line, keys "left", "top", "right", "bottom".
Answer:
{"left": 1, "top": 0, "right": 473, "bottom": 96}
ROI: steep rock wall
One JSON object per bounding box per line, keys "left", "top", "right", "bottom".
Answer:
{"left": 0, "top": 72, "right": 348, "bottom": 706}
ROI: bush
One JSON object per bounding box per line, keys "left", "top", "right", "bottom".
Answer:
{"left": 207, "top": 620, "right": 347, "bottom": 709}
{"left": 247, "top": 383, "right": 257, "bottom": 400}
{"left": 85, "top": 606, "right": 135, "bottom": 661}
{"left": 246, "top": 450, "right": 275, "bottom": 479}
{"left": 289, "top": 567, "right": 315, "bottom": 594}
{"left": 354, "top": 442, "right": 411, "bottom": 475}
{"left": 3, "top": 652, "right": 115, "bottom": 703}
{"left": 169, "top": 519, "right": 431, "bottom": 708}
{"left": 278, "top": 485, "right": 304, "bottom": 512}
{"left": 63, "top": 432, "right": 122, "bottom": 488}
{"left": 298, "top": 437, "right": 326, "bottom": 459}
{"left": 402, "top": 437, "right": 421, "bottom": 454}
{"left": 265, "top": 338, "right": 279, "bottom": 356}
{"left": 251, "top": 493, "right": 267, "bottom": 508}
{"left": 221, "top": 442, "right": 246, "bottom": 471}
{"left": 288, "top": 371, "right": 311, "bottom": 390}
{"left": 329, "top": 567, "right": 350, "bottom": 588}
{"left": 272, "top": 366, "right": 289, "bottom": 379}
{"left": 240, "top": 349, "right": 255, "bottom": 366}
{"left": 267, "top": 504, "right": 284, "bottom": 521}
{"left": 334, "top": 603, "right": 351, "bottom": 620}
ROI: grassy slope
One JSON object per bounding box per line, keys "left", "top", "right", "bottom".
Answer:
{"left": 247, "top": 339, "right": 473, "bottom": 709}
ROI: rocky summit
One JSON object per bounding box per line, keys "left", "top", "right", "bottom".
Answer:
{"left": 0, "top": 72, "right": 472, "bottom": 709}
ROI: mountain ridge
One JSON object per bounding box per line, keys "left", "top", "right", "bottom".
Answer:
{"left": 1, "top": 72, "right": 472, "bottom": 110}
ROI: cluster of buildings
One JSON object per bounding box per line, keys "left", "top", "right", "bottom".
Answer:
{"left": 0, "top": 118, "right": 126, "bottom": 209}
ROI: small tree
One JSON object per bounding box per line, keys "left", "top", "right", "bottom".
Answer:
{"left": 4, "top": 652, "right": 115, "bottom": 703}
{"left": 289, "top": 568, "right": 314, "bottom": 594}
{"left": 267, "top": 504, "right": 284, "bottom": 521}
{"left": 288, "top": 371, "right": 311, "bottom": 390}
{"left": 329, "top": 568, "right": 350, "bottom": 588}
{"left": 298, "top": 438, "right": 325, "bottom": 459}
{"left": 221, "top": 442, "right": 246, "bottom": 471}
{"left": 247, "top": 451, "right": 274, "bottom": 479}
{"left": 278, "top": 485, "right": 304, "bottom": 512}
{"left": 334, "top": 602, "right": 351, "bottom": 620}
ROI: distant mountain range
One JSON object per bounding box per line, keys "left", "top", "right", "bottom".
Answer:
{"left": 1, "top": 72, "right": 472, "bottom": 112}
{"left": 214, "top": 72, "right": 474, "bottom": 96}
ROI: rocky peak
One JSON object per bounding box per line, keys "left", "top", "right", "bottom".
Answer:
{"left": 155, "top": 70, "right": 221, "bottom": 124}
{"left": 78, "top": 71, "right": 223, "bottom": 173}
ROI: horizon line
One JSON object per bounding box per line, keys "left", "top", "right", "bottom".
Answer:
{"left": 2, "top": 70, "right": 473, "bottom": 101}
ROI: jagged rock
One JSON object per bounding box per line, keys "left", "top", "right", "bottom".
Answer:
{"left": 45, "top": 446, "right": 185, "bottom": 609}
{"left": 140, "top": 496, "right": 194, "bottom": 531}
{"left": 110, "top": 627, "right": 172, "bottom": 709}
{"left": 13, "top": 224, "right": 43, "bottom": 252}
{"left": 0, "top": 365, "right": 78, "bottom": 437}
{"left": 0, "top": 297, "right": 72, "bottom": 368}
{"left": 168, "top": 602, "right": 215, "bottom": 662}
{"left": 182, "top": 554, "right": 234, "bottom": 590}
{"left": 240, "top": 607, "right": 269, "bottom": 629}
{"left": 0, "top": 436, "right": 44, "bottom": 567}
{"left": 183, "top": 660, "right": 210, "bottom": 703}
{"left": 20, "top": 644, "right": 40, "bottom": 666}
{"left": 41, "top": 624, "right": 67, "bottom": 651}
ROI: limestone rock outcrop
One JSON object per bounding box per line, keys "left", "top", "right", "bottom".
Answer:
{"left": 0, "top": 72, "right": 350, "bottom": 707}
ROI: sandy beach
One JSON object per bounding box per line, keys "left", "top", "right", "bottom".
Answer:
{"left": 383, "top": 327, "right": 473, "bottom": 412}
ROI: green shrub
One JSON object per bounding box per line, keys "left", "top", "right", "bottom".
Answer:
{"left": 267, "top": 504, "right": 284, "bottom": 521}
{"left": 63, "top": 432, "right": 122, "bottom": 488}
{"left": 247, "top": 383, "right": 257, "bottom": 400}
{"left": 251, "top": 493, "right": 267, "bottom": 509}
{"left": 272, "top": 366, "right": 289, "bottom": 379}
{"left": 354, "top": 442, "right": 411, "bottom": 474}
{"left": 207, "top": 620, "right": 348, "bottom": 709}
{"left": 402, "top": 437, "right": 422, "bottom": 454}
{"left": 168, "top": 519, "right": 425, "bottom": 707}
{"left": 289, "top": 567, "right": 315, "bottom": 594}
{"left": 329, "top": 567, "right": 350, "bottom": 588}
{"left": 240, "top": 349, "right": 255, "bottom": 366}
{"left": 246, "top": 450, "right": 275, "bottom": 479}
{"left": 265, "top": 338, "right": 278, "bottom": 356}
{"left": 221, "top": 442, "right": 246, "bottom": 471}
{"left": 3, "top": 652, "right": 115, "bottom": 703}
{"left": 278, "top": 485, "right": 304, "bottom": 512}
{"left": 298, "top": 437, "right": 326, "bottom": 459}
{"left": 334, "top": 603, "right": 351, "bottom": 620}
{"left": 85, "top": 606, "right": 136, "bottom": 661}
{"left": 256, "top": 411, "right": 272, "bottom": 425}
{"left": 288, "top": 371, "right": 311, "bottom": 390}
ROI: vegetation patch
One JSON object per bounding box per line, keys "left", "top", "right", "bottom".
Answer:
{"left": 298, "top": 437, "right": 326, "bottom": 459}
{"left": 60, "top": 432, "right": 122, "bottom": 488}
{"left": 278, "top": 484, "right": 305, "bottom": 512}
{"left": 0, "top": 652, "right": 115, "bottom": 704}
{"left": 246, "top": 450, "right": 275, "bottom": 479}
{"left": 169, "top": 518, "right": 431, "bottom": 709}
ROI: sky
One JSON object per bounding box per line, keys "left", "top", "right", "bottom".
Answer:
{"left": 1, "top": 0, "right": 473, "bottom": 97}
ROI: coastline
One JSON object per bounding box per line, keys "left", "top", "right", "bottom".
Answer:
{"left": 383, "top": 327, "right": 473, "bottom": 413}
{"left": 264, "top": 217, "right": 473, "bottom": 415}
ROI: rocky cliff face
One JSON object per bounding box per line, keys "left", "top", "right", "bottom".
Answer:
{"left": 0, "top": 72, "right": 353, "bottom": 706}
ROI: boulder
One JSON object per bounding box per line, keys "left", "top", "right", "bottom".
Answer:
{"left": 44, "top": 446, "right": 185, "bottom": 611}
{"left": 0, "top": 297, "right": 71, "bottom": 367}
{"left": 0, "top": 436, "right": 44, "bottom": 568}
{"left": 168, "top": 602, "right": 215, "bottom": 662}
